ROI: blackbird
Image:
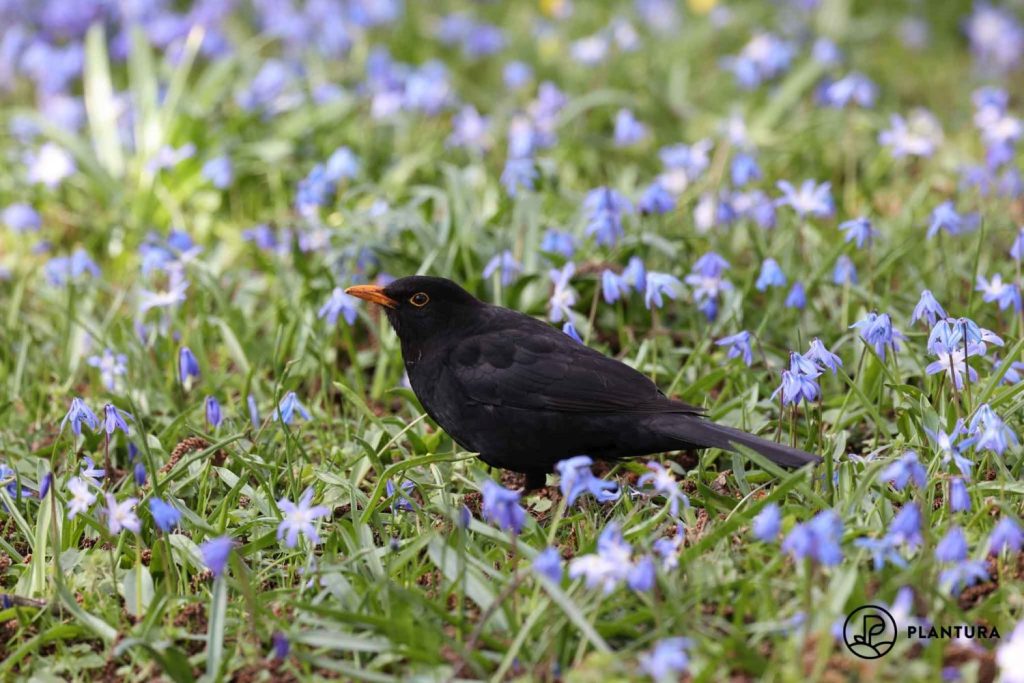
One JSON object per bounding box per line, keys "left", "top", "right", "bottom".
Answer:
{"left": 347, "top": 276, "right": 819, "bottom": 489}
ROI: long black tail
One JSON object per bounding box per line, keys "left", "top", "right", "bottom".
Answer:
{"left": 654, "top": 414, "right": 820, "bottom": 469}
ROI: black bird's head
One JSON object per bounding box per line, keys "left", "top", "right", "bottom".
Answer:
{"left": 346, "top": 276, "right": 484, "bottom": 343}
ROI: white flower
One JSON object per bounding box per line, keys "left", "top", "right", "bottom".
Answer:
{"left": 66, "top": 477, "right": 96, "bottom": 519}
{"left": 27, "top": 143, "right": 76, "bottom": 188}
{"left": 277, "top": 488, "right": 330, "bottom": 548}
{"left": 997, "top": 622, "right": 1024, "bottom": 683}
{"left": 105, "top": 493, "right": 140, "bottom": 534}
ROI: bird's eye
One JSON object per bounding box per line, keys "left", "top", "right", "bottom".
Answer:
{"left": 409, "top": 292, "right": 430, "bottom": 307}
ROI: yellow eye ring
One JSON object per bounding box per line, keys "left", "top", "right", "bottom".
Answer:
{"left": 410, "top": 292, "right": 430, "bottom": 307}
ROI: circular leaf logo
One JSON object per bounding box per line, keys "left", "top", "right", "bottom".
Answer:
{"left": 843, "top": 604, "right": 898, "bottom": 659}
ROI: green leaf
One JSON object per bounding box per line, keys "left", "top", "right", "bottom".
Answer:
{"left": 205, "top": 575, "right": 228, "bottom": 680}
{"left": 121, "top": 566, "right": 155, "bottom": 617}
{"left": 83, "top": 24, "right": 124, "bottom": 177}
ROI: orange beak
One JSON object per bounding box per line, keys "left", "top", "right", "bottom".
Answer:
{"left": 345, "top": 284, "right": 398, "bottom": 309}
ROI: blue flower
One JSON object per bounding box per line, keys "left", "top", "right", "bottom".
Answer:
{"left": 540, "top": 230, "right": 575, "bottom": 258}
{"left": 839, "top": 217, "right": 877, "bottom": 248}
{"left": 755, "top": 258, "right": 787, "bottom": 291}
{"left": 911, "top": 290, "right": 947, "bottom": 326}
{"left": 568, "top": 521, "right": 634, "bottom": 593}
{"left": 730, "top": 152, "right": 761, "bottom": 186}
{"left": 1010, "top": 227, "right": 1024, "bottom": 260}
{"left": 583, "top": 187, "right": 632, "bottom": 247}
{"left": 692, "top": 252, "right": 730, "bottom": 278}
{"left": 638, "top": 637, "right": 691, "bottom": 682}
{"left": 1, "top": 203, "right": 41, "bottom": 232}
{"left": 977, "top": 273, "right": 1022, "bottom": 311}
{"left": 613, "top": 108, "right": 647, "bottom": 147}
{"left": 771, "top": 369, "right": 820, "bottom": 406}
{"left": 988, "top": 518, "right": 1024, "bottom": 556}
{"left": 806, "top": 338, "right": 842, "bottom": 374}
{"left": 965, "top": 4, "right": 1024, "bottom": 72}
{"left": 638, "top": 181, "right": 676, "bottom": 215}
{"left": 789, "top": 352, "right": 819, "bottom": 376}
{"left": 733, "top": 190, "right": 776, "bottom": 229}
{"left": 627, "top": 555, "right": 656, "bottom": 592}
{"left": 927, "top": 201, "right": 978, "bottom": 239}
{"left": 483, "top": 250, "right": 523, "bottom": 286}
{"left": 832, "top": 255, "right": 858, "bottom": 284}
{"left": 149, "top": 498, "right": 182, "bottom": 532}
{"left": 295, "top": 163, "right": 333, "bottom": 214}
{"left": 776, "top": 179, "right": 834, "bottom": 219}
{"left": 386, "top": 480, "right": 415, "bottom": 512}
{"left": 0, "top": 464, "right": 26, "bottom": 499}
{"left": 318, "top": 288, "right": 360, "bottom": 326}
{"left": 555, "top": 456, "right": 620, "bottom": 506}
{"left": 62, "top": 398, "right": 99, "bottom": 436}
{"left": 134, "top": 462, "right": 147, "bottom": 486}
{"left": 752, "top": 503, "right": 781, "bottom": 541}
{"left": 970, "top": 403, "right": 1018, "bottom": 455}
{"left": 935, "top": 527, "right": 968, "bottom": 562}
{"left": 785, "top": 281, "right": 806, "bottom": 309}
{"left": 925, "top": 343, "right": 981, "bottom": 391}
{"left": 879, "top": 110, "right": 943, "bottom": 158}
{"left": 248, "top": 394, "right": 260, "bottom": 429}
{"left": 601, "top": 270, "right": 626, "bottom": 304}
{"left": 45, "top": 249, "right": 100, "bottom": 286}
{"left": 637, "top": 461, "right": 689, "bottom": 515}
{"left": 277, "top": 488, "right": 330, "bottom": 548}
{"left": 275, "top": 392, "right": 312, "bottom": 424}
{"left": 146, "top": 143, "right": 195, "bottom": 173}
{"left": 503, "top": 61, "right": 533, "bottom": 89}
{"left": 715, "top": 331, "right": 753, "bottom": 367}
{"left": 721, "top": 33, "right": 794, "bottom": 88}
{"left": 940, "top": 561, "right": 988, "bottom": 595}
{"left": 532, "top": 547, "right": 563, "bottom": 583}
{"left": 200, "top": 536, "right": 235, "bottom": 577}
{"left": 925, "top": 421, "right": 970, "bottom": 481}
{"left": 996, "top": 357, "right": 1024, "bottom": 385}
{"left": 887, "top": 503, "right": 923, "bottom": 547}
{"left": 178, "top": 347, "right": 200, "bottom": 384}
{"left": 38, "top": 472, "right": 52, "bottom": 499}
{"left": 447, "top": 105, "right": 490, "bottom": 151}
{"left": 781, "top": 510, "right": 843, "bottom": 565}
{"left": 271, "top": 632, "right": 290, "bottom": 660}
{"left": 851, "top": 312, "right": 903, "bottom": 359}
{"left": 548, "top": 263, "right": 577, "bottom": 323}
{"left": 927, "top": 318, "right": 970, "bottom": 354}
{"left": 481, "top": 479, "right": 525, "bottom": 534}
{"left": 562, "top": 322, "right": 583, "bottom": 343}
{"left": 324, "top": 147, "right": 360, "bottom": 182}
{"left": 87, "top": 349, "right": 127, "bottom": 391}
{"left": 653, "top": 526, "right": 683, "bottom": 570}
{"left": 102, "top": 404, "right": 131, "bottom": 437}
{"left": 500, "top": 157, "right": 537, "bottom": 196}
{"left": 821, "top": 72, "right": 877, "bottom": 108}
{"left": 618, "top": 257, "right": 647, "bottom": 294}
{"left": 205, "top": 396, "right": 223, "bottom": 429}
{"left": 950, "top": 478, "right": 971, "bottom": 512}
{"left": 80, "top": 456, "right": 105, "bottom": 485}
{"left": 201, "top": 155, "right": 233, "bottom": 189}
{"left": 854, "top": 535, "right": 906, "bottom": 571}
{"left": 880, "top": 451, "right": 927, "bottom": 490}
{"left": 644, "top": 272, "right": 681, "bottom": 310}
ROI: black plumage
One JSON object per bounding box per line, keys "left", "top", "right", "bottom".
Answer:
{"left": 347, "top": 276, "right": 819, "bottom": 489}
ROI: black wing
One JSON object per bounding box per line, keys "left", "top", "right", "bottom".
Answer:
{"left": 447, "top": 311, "right": 702, "bottom": 415}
